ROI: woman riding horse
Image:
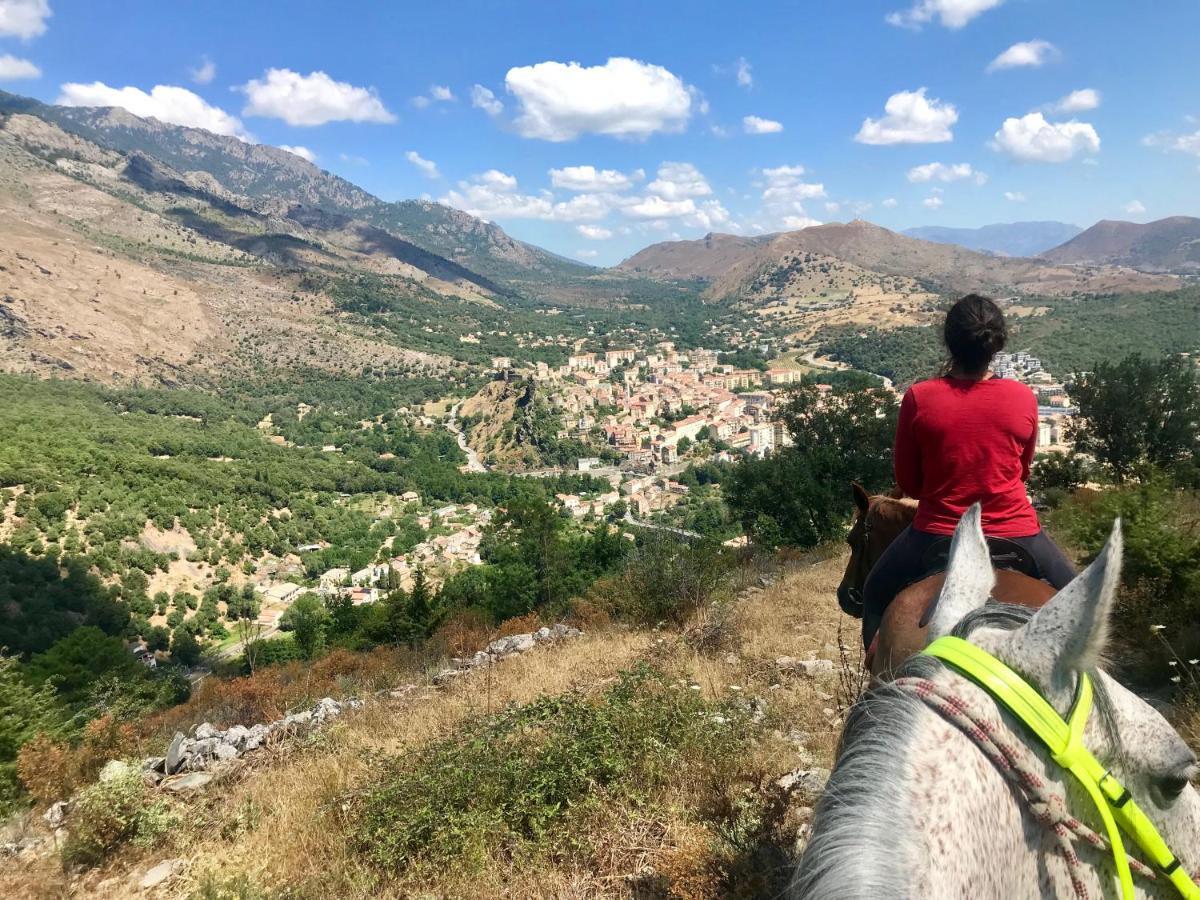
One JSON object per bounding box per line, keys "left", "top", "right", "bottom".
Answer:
{"left": 862, "top": 294, "right": 1076, "bottom": 648}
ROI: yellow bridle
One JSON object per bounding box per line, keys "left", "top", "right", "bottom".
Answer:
{"left": 923, "top": 636, "right": 1200, "bottom": 900}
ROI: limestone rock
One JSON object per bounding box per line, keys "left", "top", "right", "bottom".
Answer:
{"left": 775, "top": 767, "right": 831, "bottom": 796}
{"left": 194, "top": 722, "right": 220, "bottom": 740}
{"left": 43, "top": 800, "right": 68, "bottom": 829}
{"left": 163, "top": 772, "right": 213, "bottom": 793}
{"left": 165, "top": 732, "right": 186, "bottom": 775}
{"left": 138, "top": 857, "right": 184, "bottom": 890}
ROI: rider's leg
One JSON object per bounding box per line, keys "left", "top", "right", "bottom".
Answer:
{"left": 1010, "top": 530, "right": 1077, "bottom": 590}
{"left": 862, "top": 526, "right": 940, "bottom": 647}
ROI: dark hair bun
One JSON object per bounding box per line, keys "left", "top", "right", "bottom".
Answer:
{"left": 943, "top": 294, "right": 1007, "bottom": 373}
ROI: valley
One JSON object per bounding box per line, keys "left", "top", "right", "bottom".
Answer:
{"left": 0, "top": 80, "right": 1198, "bottom": 899}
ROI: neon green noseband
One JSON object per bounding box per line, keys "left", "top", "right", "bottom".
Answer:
{"left": 924, "top": 636, "right": 1200, "bottom": 900}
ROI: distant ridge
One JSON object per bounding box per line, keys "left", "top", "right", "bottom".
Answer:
{"left": 902, "top": 221, "right": 1082, "bottom": 258}
{"left": 617, "top": 219, "right": 1177, "bottom": 300}
{"left": 1039, "top": 215, "right": 1200, "bottom": 273}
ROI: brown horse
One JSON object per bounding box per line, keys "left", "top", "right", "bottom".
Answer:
{"left": 839, "top": 483, "right": 1056, "bottom": 680}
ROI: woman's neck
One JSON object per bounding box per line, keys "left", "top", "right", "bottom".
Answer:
{"left": 948, "top": 364, "right": 992, "bottom": 381}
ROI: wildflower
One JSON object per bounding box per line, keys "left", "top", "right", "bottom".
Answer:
{"left": 728, "top": 685, "right": 742, "bottom": 692}
{"left": 1190, "top": 659, "right": 1199, "bottom": 665}
{"left": 1169, "top": 660, "right": 1178, "bottom": 666}
{"left": 1171, "top": 676, "right": 1183, "bottom": 683}
{"left": 1150, "top": 625, "right": 1167, "bottom": 632}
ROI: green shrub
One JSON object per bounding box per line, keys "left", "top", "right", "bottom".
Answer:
{"left": 1048, "top": 480, "right": 1200, "bottom": 689}
{"left": 353, "top": 664, "right": 751, "bottom": 874}
{"left": 61, "top": 769, "right": 178, "bottom": 867}
{"left": 608, "top": 534, "right": 734, "bottom": 625}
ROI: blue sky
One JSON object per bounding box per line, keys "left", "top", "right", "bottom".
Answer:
{"left": 2, "top": 0, "right": 1199, "bottom": 264}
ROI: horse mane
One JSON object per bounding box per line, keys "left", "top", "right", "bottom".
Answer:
{"left": 793, "top": 603, "right": 1120, "bottom": 898}
{"left": 869, "top": 494, "right": 917, "bottom": 524}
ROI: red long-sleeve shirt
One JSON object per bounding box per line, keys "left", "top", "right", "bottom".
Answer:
{"left": 895, "top": 376, "right": 1041, "bottom": 537}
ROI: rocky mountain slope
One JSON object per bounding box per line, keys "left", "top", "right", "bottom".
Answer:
{"left": 617, "top": 232, "right": 775, "bottom": 280}
{"left": 1040, "top": 215, "right": 1200, "bottom": 273}
{"left": 622, "top": 220, "right": 1177, "bottom": 301}
{"left": 902, "top": 221, "right": 1082, "bottom": 257}
{"left": 0, "top": 90, "right": 587, "bottom": 285}
{"left": 0, "top": 109, "right": 514, "bottom": 381}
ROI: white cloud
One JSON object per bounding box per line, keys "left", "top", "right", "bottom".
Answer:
{"left": 855, "top": 88, "right": 957, "bottom": 144}
{"left": 782, "top": 215, "right": 821, "bottom": 229}
{"left": 1047, "top": 88, "right": 1100, "bottom": 113}
{"left": 441, "top": 171, "right": 625, "bottom": 223}
{"left": 339, "top": 153, "right": 368, "bottom": 166}
{"left": 405, "top": 150, "right": 439, "bottom": 179}
{"left": 646, "top": 161, "right": 711, "bottom": 200}
{"left": 743, "top": 115, "right": 783, "bottom": 134}
{"left": 575, "top": 249, "right": 599, "bottom": 259}
{"left": 710, "top": 124, "right": 729, "bottom": 138}
{"left": 576, "top": 224, "right": 613, "bottom": 240}
{"left": 824, "top": 201, "right": 841, "bottom": 213}
{"left": 57, "top": 81, "right": 249, "bottom": 138}
{"left": 757, "top": 163, "right": 825, "bottom": 229}
{"left": 991, "top": 112, "right": 1100, "bottom": 162}
{"left": 549, "top": 165, "right": 642, "bottom": 192}
{"left": 0, "top": 0, "right": 50, "bottom": 39}
{"left": 625, "top": 196, "right": 698, "bottom": 219}
{"left": 240, "top": 68, "right": 395, "bottom": 126}
{"left": 190, "top": 57, "right": 215, "bottom": 86}
{"left": 471, "top": 84, "right": 503, "bottom": 116}
{"left": 0, "top": 53, "right": 39, "bottom": 80}
{"left": 1004, "top": 190, "right": 1027, "bottom": 202}
{"left": 987, "top": 40, "right": 1060, "bottom": 72}
{"left": 430, "top": 84, "right": 455, "bottom": 102}
{"left": 882, "top": 197, "right": 899, "bottom": 208}
{"left": 1124, "top": 200, "right": 1146, "bottom": 215}
{"left": 886, "top": 0, "right": 1003, "bottom": 30}
{"left": 735, "top": 57, "right": 752, "bottom": 88}
{"left": 923, "top": 195, "right": 944, "bottom": 209}
{"left": 278, "top": 145, "right": 316, "bottom": 163}
{"left": 1142, "top": 128, "right": 1200, "bottom": 157}
{"left": 411, "top": 95, "right": 431, "bottom": 109}
{"left": 505, "top": 57, "right": 693, "bottom": 141}
{"left": 906, "top": 161, "right": 987, "bottom": 184}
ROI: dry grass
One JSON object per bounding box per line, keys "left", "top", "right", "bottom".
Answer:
{"left": 0, "top": 554, "right": 856, "bottom": 899}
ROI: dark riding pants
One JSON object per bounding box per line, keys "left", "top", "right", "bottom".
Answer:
{"left": 862, "top": 526, "right": 1077, "bottom": 648}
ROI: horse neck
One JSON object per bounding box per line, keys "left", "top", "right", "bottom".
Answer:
{"left": 867, "top": 499, "right": 916, "bottom": 566}
{"left": 796, "top": 660, "right": 1126, "bottom": 899}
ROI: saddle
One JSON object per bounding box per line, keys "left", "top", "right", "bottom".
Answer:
{"left": 918, "top": 535, "right": 1042, "bottom": 582}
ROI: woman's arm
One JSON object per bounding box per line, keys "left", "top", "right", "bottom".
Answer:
{"left": 894, "top": 389, "right": 922, "bottom": 498}
{"left": 1020, "top": 391, "right": 1038, "bottom": 481}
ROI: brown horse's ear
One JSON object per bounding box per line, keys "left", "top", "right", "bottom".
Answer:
{"left": 852, "top": 482, "right": 870, "bottom": 513}
{"left": 889, "top": 485, "right": 906, "bottom": 500}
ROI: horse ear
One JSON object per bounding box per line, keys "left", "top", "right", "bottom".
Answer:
{"left": 1007, "top": 519, "right": 1121, "bottom": 690}
{"left": 927, "top": 504, "right": 993, "bottom": 639}
{"left": 852, "top": 482, "right": 870, "bottom": 513}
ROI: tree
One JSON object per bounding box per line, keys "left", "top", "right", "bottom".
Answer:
{"left": 1068, "top": 354, "right": 1200, "bottom": 482}
{"left": 26, "top": 627, "right": 143, "bottom": 706}
{"left": 0, "top": 651, "right": 63, "bottom": 808}
{"left": 727, "top": 384, "right": 898, "bottom": 548}
{"left": 170, "top": 628, "right": 201, "bottom": 666}
{"left": 279, "top": 593, "right": 330, "bottom": 660}
{"left": 144, "top": 626, "right": 171, "bottom": 653}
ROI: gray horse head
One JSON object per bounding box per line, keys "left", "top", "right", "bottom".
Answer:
{"left": 795, "top": 506, "right": 1200, "bottom": 898}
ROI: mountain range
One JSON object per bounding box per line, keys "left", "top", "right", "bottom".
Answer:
{"left": 901, "top": 221, "right": 1083, "bottom": 257}
{"left": 1040, "top": 216, "right": 1200, "bottom": 272}
{"left": 618, "top": 220, "right": 1176, "bottom": 302}
{"left": 0, "top": 87, "right": 1194, "bottom": 386}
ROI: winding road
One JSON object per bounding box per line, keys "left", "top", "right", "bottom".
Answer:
{"left": 446, "top": 402, "right": 488, "bottom": 473}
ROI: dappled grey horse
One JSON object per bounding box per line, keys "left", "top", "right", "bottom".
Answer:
{"left": 796, "top": 506, "right": 1200, "bottom": 898}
